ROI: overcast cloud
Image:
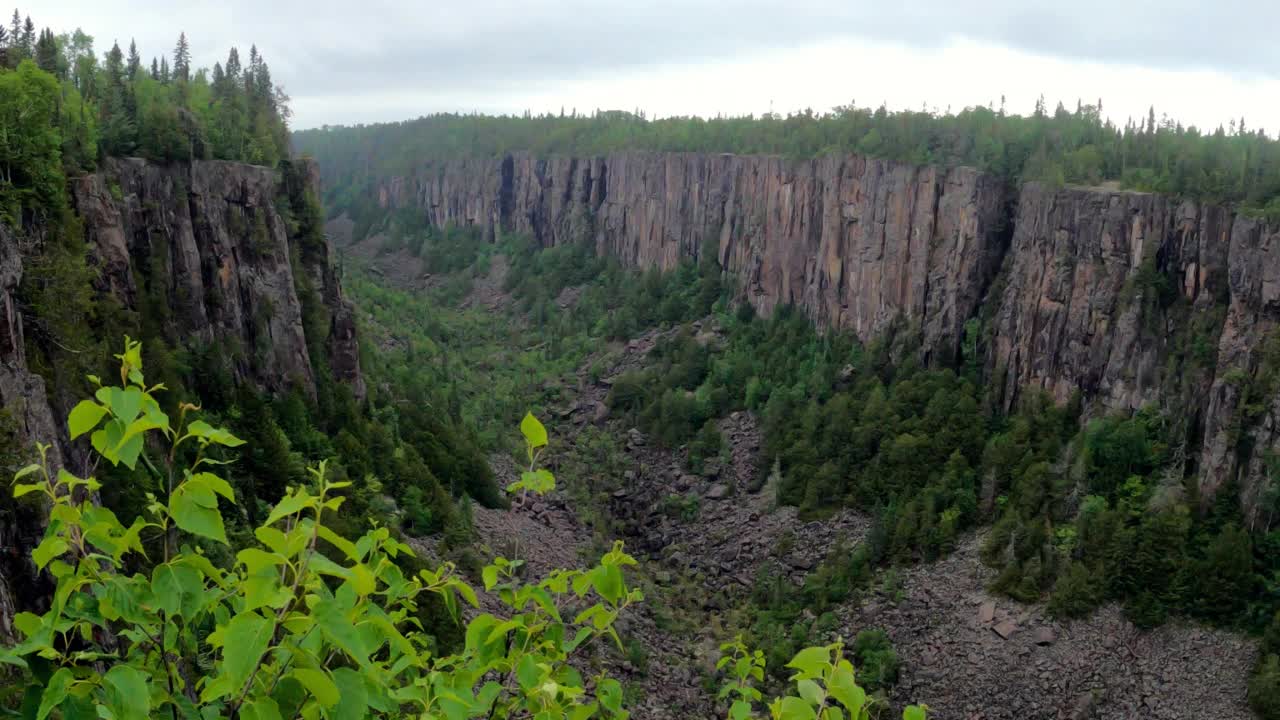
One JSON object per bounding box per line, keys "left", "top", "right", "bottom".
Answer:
{"left": 35, "top": 1, "right": 1280, "bottom": 132}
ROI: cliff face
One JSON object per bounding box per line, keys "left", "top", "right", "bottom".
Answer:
{"left": 72, "top": 158, "right": 362, "bottom": 397}
{"left": 0, "top": 224, "right": 62, "bottom": 643}
{"left": 0, "top": 157, "right": 363, "bottom": 640}
{"left": 364, "top": 150, "right": 1280, "bottom": 521}
{"left": 378, "top": 152, "right": 1008, "bottom": 361}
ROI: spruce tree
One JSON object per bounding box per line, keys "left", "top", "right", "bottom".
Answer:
{"left": 159, "top": 55, "right": 169, "bottom": 83}
{"left": 0, "top": 25, "right": 8, "bottom": 69}
{"left": 19, "top": 15, "right": 32, "bottom": 55}
{"left": 150, "top": 56, "right": 159, "bottom": 78}
{"left": 172, "top": 31, "right": 190, "bottom": 82}
{"left": 7, "top": 10, "right": 20, "bottom": 62}
{"left": 126, "top": 39, "right": 141, "bottom": 78}
{"left": 225, "top": 46, "right": 241, "bottom": 82}
{"left": 34, "top": 28, "right": 57, "bottom": 74}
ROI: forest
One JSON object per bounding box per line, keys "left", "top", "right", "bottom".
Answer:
{"left": 294, "top": 99, "right": 1280, "bottom": 223}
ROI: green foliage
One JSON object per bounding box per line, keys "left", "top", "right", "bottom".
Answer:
{"left": 1, "top": 13, "right": 290, "bottom": 188}
{"left": 0, "top": 340, "right": 655, "bottom": 719}
{"left": 0, "top": 60, "right": 63, "bottom": 223}
{"left": 716, "top": 637, "right": 925, "bottom": 720}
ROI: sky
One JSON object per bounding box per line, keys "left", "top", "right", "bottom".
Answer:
{"left": 34, "top": 1, "right": 1280, "bottom": 134}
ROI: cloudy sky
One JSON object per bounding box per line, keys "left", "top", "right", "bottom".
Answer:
{"left": 36, "top": 1, "right": 1280, "bottom": 133}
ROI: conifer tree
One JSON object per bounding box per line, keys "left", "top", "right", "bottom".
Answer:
{"left": 7, "top": 10, "right": 20, "bottom": 62}
{"left": 225, "top": 46, "right": 241, "bottom": 81}
{"left": 150, "top": 56, "right": 159, "bottom": 78}
{"left": 159, "top": 55, "right": 169, "bottom": 83}
{"left": 33, "top": 28, "right": 56, "bottom": 74}
{"left": 19, "top": 14, "right": 31, "bottom": 54}
{"left": 0, "top": 25, "right": 8, "bottom": 69}
{"left": 172, "top": 30, "right": 190, "bottom": 81}
{"left": 126, "top": 38, "right": 140, "bottom": 78}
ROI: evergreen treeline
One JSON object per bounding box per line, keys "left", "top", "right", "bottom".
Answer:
{"left": 295, "top": 101, "right": 1280, "bottom": 221}
{"left": 0, "top": 7, "right": 291, "bottom": 225}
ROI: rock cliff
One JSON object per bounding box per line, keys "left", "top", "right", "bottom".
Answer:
{"left": 0, "top": 157, "right": 363, "bottom": 640}
{"left": 377, "top": 152, "right": 1009, "bottom": 362}
{"left": 72, "top": 158, "right": 363, "bottom": 398}
{"left": 360, "top": 150, "right": 1280, "bottom": 520}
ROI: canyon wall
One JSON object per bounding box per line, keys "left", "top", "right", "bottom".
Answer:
{"left": 365, "top": 150, "right": 1280, "bottom": 522}
{"left": 0, "top": 157, "right": 364, "bottom": 641}
{"left": 378, "top": 152, "right": 1008, "bottom": 363}
{"left": 73, "top": 157, "right": 364, "bottom": 398}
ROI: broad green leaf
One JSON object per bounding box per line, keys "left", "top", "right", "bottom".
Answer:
{"left": 107, "top": 387, "right": 143, "bottom": 425}
{"left": 221, "top": 612, "right": 273, "bottom": 692}
{"left": 902, "top": 705, "right": 928, "bottom": 720}
{"left": 291, "top": 669, "right": 339, "bottom": 707}
{"left": 828, "top": 665, "right": 865, "bottom": 713}
{"left": 331, "top": 667, "right": 369, "bottom": 720}
{"left": 312, "top": 598, "right": 367, "bottom": 664}
{"left": 591, "top": 564, "right": 624, "bottom": 605}
{"left": 237, "top": 548, "right": 286, "bottom": 575}
{"left": 103, "top": 665, "right": 150, "bottom": 720}
{"left": 240, "top": 698, "right": 284, "bottom": 720}
{"left": 778, "top": 696, "right": 818, "bottom": 720}
{"left": 597, "top": 678, "right": 623, "bottom": 715}
{"left": 152, "top": 562, "right": 205, "bottom": 618}
{"left": 516, "top": 654, "right": 541, "bottom": 691}
{"left": 184, "top": 420, "right": 245, "bottom": 447}
{"left": 170, "top": 478, "right": 227, "bottom": 544}
{"left": 68, "top": 401, "right": 107, "bottom": 440}
{"left": 520, "top": 412, "right": 548, "bottom": 448}
{"left": 36, "top": 668, "right": 73, "bottom": 720}
{"left": 796, "top": 679, "right": 824, "bottom": 706}
{"left": 13, "top": 483, "right": 42, "bottom": 498}
{"left": 350, "top": 564, "right": 376, "bottom": 597}
{"left": 482, "top": 565, "right": 499, "bottom": 591}
{"left": 317, "top": 525, "right": 358, "bottom": 561}
{"left": 786, "top": 646, "right": 831, "bottom": 680}
{"left": 32, "top": 536, "right": 68, "bottom": 571}
{"left": 263, "top": 490, "right": 314, "bottom": 528}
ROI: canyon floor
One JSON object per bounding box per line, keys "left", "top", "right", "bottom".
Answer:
{"left": 343, "top": 222, "right": 1258, "bottom": 720}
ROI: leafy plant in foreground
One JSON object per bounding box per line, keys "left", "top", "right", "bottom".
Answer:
{"left": 0, "top": 338, "right": 640, "bottom": 719}
{"left": 718, "top": 637, "right": 926, "bottom": 720}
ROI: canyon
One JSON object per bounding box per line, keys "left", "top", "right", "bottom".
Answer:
{"left": 355, "top": 150, "right": 1280, "bottom": 524}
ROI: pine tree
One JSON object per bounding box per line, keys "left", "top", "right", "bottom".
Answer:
{"left": 105, "top": 41, "right": 124, "bottom": 86}
{"left": 159, "top": 55, "right": 170, "bottom": 83}
{"left": 150, "top": 56, "right": 159, "bottom": 78}
{"left": 20, "top": 15, "right": 32, "bottom": 55}
{"left": 126, "top": 39, "right": 141, "bottom": 78}
{"left": 7, "top": 10, "right": 20, "bottom": 62}
{"left": 34, "top": 28, "right": 57, "bottom": 74}
{"left": 0, "top": 25, "right": 8, "bottom": 69}
{"left": 172, "top": 31, "right": 190, "bottom": 82}
{"left": 225, "top": 46, "right": 241, "bottom": 80}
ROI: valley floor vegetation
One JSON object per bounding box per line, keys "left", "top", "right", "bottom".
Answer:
{"left": 342, "top": 217, "right": 1280, "bottom": 718}
{"left": 0, "top": 339, "right": 928, "bottom": 720}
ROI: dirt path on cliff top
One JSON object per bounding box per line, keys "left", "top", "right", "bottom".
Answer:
{"left": 459, "top": 321, "right": 1257, "bottom": 720}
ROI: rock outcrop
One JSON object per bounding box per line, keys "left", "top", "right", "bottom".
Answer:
{"left": 72, "top": 158, "right": 362, "bottom": 398}
{"left": 0, "top": 157, "right": 363, "bottom": 639}
{"left": 360, "top": 149, "right": 1280, "bottom": 520}
{"left": 0, "top": 224, "right": 61, "bottom": 643}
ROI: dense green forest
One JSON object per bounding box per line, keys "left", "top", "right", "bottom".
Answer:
{"left": 294, "top": 101, "right": 1280, "bottom": 222}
